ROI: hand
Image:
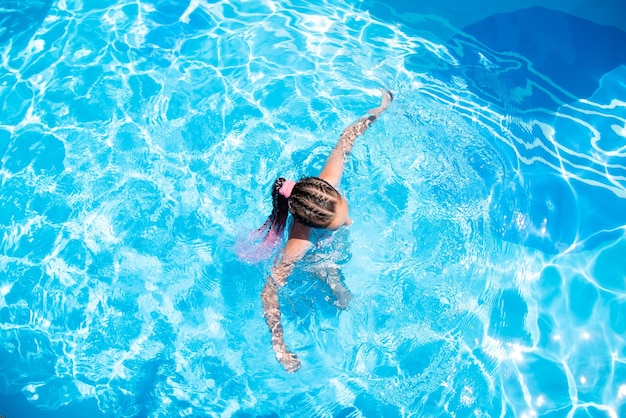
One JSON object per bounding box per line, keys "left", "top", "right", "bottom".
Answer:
{"left": 379, "top": 88, "right": 394, "bottom": 110}
{"left": 332, "top": 287, "right": 353, "bottom": 310}
{"left": 276, "top": 349, "right": 301, "bottom": 373}
{"left": 367, "top": 89, "right": 394, "bottom": 117}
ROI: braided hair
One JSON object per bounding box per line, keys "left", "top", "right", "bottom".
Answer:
{"left": 259, "top": 176, "right": 341, "bottom": 241}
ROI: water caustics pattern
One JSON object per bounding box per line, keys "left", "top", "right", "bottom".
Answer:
{"left": 0, "top": 0, "right": 625, "bottom": 416}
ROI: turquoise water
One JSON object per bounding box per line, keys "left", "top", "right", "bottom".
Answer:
{"left": 1, "top": 0, "right": 626, "bottom": 417}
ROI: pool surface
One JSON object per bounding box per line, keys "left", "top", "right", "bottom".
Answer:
{"left": 1, "top": 0, "right": 626, "bottom": 417}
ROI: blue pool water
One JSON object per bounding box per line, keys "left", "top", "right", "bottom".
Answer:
{"left": 1, "top": 0, "right": 626, "bottom": 417}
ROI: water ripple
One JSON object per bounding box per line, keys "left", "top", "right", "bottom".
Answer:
{"left": 1, "top": 0, "right": 625, "bottom": 416}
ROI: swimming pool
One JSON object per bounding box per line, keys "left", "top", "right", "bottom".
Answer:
{"left": 1, "top": 0, "right": 625, "bottom": 416}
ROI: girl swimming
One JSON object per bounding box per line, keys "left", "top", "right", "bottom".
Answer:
{"left": 257, "top": 90, "right": 394, "bottom": 372}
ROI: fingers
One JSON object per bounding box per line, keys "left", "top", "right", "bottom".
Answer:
{"left": 276, "top": 349, "right": 301, "bottom": 373}
{"left": 380, "top": 88, "right": 393, "bottom": 108}
{"left": 367, "top": 89, "right": 393, "bottom": 116}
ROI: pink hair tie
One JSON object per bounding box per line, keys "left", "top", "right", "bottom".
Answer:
{"left": 279, "top": 180, "right": 296, "bottom": 198}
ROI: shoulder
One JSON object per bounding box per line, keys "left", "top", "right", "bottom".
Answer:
{"left": 280, "top": 222, "right": 313, "bottom": 259}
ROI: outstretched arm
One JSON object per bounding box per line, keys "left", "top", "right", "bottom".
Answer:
{"left": 261, "top": 231, "right": 312, "bottom": 372}
{"left": 319, "top": 89, "right": 393, "bottom": 187}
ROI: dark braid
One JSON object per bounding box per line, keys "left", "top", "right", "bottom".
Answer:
{"left": 246, "top": 176, "right": 344, "bottom": 260}
{"left": 259, "top": 178, "right": 290, "bottom": 237}
{"left": 289, "top": 177, "right": 340, "bottom": 228}
{"left": 258, "top": 176, "right": 341, "bottom": 244}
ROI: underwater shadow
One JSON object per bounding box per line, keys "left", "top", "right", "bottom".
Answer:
{"left": 365, "top": 4, "right": 626, "bottom": 254}
{"left": 0, "top": 0, "right": 53, "bottom": 47}
{"left": 462, "top": 6, "right": 626, "bottom": 101}
{"left": 463, "top": 7, "right": 626, "bottom": 253}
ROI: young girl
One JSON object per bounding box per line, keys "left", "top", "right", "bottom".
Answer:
{"left": 258, "top": 90, "right": 394, "bottom": 372}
